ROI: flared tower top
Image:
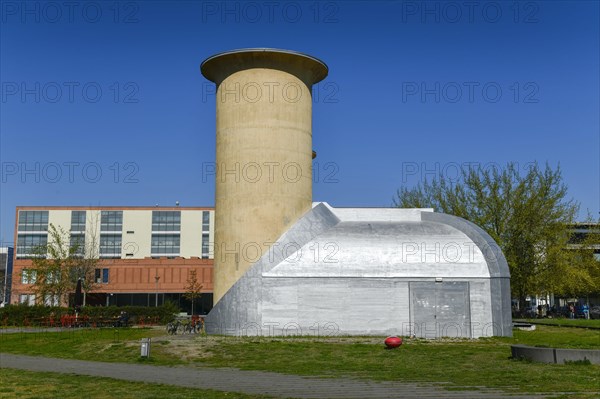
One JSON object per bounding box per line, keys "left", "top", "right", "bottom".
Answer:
{"left": 201, "top": 48, "right": 329, "bottom": 87}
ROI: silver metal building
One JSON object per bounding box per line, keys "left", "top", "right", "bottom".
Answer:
{"left": 205, "top": 203, "right": 512, "bottom": 338}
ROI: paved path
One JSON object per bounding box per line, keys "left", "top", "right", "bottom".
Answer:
{"left": 0, "top": 353, "right": 548, "bottom": 399}
{"left": 0, "top": 327, "right": 65, "bottom": 334}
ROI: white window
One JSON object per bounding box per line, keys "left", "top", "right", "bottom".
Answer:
{"left": 202, "top": 233, "right": 210, "bottom": 259}
{"left": 44, "top": 294, "right": 60, "bottom": 306}
{"left": 21, "top": 269, "right": 37, "bottom": 284}
{"left": 16, "top": 234, "right": 48, "bottom": 258}
{"left": 19, "top": 294, "right": 36, "bottom": 305}
{"left": 202, "top": 211, "right": 210, "bottom": 231}
{"left": 46, "top": 271, "right": 59, "bottom": 284}
{"left": 151, "top": 234, "right": 180, "bottom": 256}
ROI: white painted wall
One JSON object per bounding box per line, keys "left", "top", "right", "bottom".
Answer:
{"left": 181, "top": 210, "right": 203, "bottom": 258}
{"left": 122, "top": 210, "right": 152, "bottom": 258}
{"left": 48, "top": 210, "right": 71, "bottom": 241}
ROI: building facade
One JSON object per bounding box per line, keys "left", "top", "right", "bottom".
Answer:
{"left": 1, "top": 246, "right": 14, "bottom": 305}
{"left": 11, "top": 206, "right": 214, "bottom": 313}
{"left": 206, "top": 202, "right": 513, "bottom": 338}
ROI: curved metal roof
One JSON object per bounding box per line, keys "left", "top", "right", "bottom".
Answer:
{"left": 259, "top": 203, "right": 510, "bottom": 279}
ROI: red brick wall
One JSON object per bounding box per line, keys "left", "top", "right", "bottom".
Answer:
{"left": 11, "top": 257, "right": 213, "bottom": 304}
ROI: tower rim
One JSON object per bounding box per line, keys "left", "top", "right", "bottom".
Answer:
{"left": 201, "top": 48, "right": 328, "bottom": 85}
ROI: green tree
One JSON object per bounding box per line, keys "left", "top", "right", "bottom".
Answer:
{"left": 550, "top": 218, "right": 600, "bottom": 298}
{"left": 74, "top": 212, "right": 101, "bottom": 305}
{"left": 394, "top": 162, "right": 590, "bottom": 311}
{"left": 27, "top": 224, "right": 99, "bottom": 306}
{"left": 183, "top": 270, "right": 203, "bottom": 315}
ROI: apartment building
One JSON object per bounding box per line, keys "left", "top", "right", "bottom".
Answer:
{"left": 11, "top": 206, "right": 214, "bottom": 313}
{"left": 1, "top": 246, "right": 14, "bottom": 305}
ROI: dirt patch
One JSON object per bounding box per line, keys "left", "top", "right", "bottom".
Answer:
{"left": 152, "top": 334, "right": 222, "bottom": 361}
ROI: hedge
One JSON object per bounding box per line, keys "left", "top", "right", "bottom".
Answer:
{"left": 0, "top": 302, "right": 180, "bottom": 326}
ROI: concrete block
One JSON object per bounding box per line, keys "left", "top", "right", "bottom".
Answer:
{"left": 555, "top": 348, "right": 600, "bottom": 365}
{"left": 511, "top": 345, "right": 556, "bottom": 363}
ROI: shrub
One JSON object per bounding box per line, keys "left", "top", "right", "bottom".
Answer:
{"left": 0, "top": 303, "right": 179, "bottom": 326}
{"left": 0, "top": 304, "right": 63, "bottom": 326}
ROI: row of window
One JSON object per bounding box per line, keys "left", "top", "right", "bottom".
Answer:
{"left": 16, "top": 210, "right": 212, "bottom": 258}
{"left": 16, "top": 234, "right": 47, "bottom": 258}
{"left": 18, "top": 235, "right": 86, "bottom": 258}
{"left": 18, "top": 234, "right": 212, "bottom": 258}
{"left": 151, "top": 234, "right": 180, "bottom": 255}
{"left": 19, "top": 210, "right": 211, "bottom": 232}
{"left": 21, "top": 268, "right": 109, "bottom": 285}
{"left": 18, "top": 234, "right": 211, "bottom": 258}
{"left": 70, "top": 234, "right": 85, "bottom": 256}
{"left": 19, "top": 294, "right": 68, "bottom": 306}
{"left": 19, "top": 294, "right": 60, "bottom": 306}
{"left": 18, "top": 211, "right": 210, "bottom": 234}
{"left": 18, "top": 211, "right": 49, "bottom": 231}
{"left": 101, "top": 211, "right": 123, "bottom": 232}
{"left": 100, "top": 234, "right": 122, "bottom": 257}
{"left": 152, "top": 211, "right": 181, "bottom": 231}
{"left": 71, "top": 210, "right": 86, "bottom": 232}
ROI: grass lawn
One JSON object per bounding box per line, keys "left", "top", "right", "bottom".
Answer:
{"left": 1, "top": 325, "right": 599, "bottom": 395}
{"left": 0, "top": 328, "right": 182, "bottom": 365}
{"left": 495, "top": 324, "right": 600, "bottom": 348}
{"left": 196, "top": 331, "right": 599, "bottom": 395}
{"left": 518, "top": 318, "right": 600, "bottom": 329}
{"left": 0, "top": 368, "right": 273, "bottom": 399}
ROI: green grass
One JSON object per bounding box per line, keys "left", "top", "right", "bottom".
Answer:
{"left": 197, "top": 335, "right": 599, "bottom": 394}
{"left": 496, "top": 325, "right": 600, "bottom": 348}
{"left": 518, "top": 318, "right": 600, "bottom": 329}
{"left": 0, "top": 328, "right": 182, "bottom": 365}
{"left": 1, "top": 326, "right": 599, "bottom": 395}
{"left": 0, "top": 368, "right": 273, "bottom": 399}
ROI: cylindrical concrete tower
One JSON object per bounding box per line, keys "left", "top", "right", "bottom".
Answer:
{"left": 201, "top": 49, "right": 328, "bottom": 303}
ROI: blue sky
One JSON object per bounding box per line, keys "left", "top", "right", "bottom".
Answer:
{"left": 1, "top": 0, "right": 599, "bottom": 243}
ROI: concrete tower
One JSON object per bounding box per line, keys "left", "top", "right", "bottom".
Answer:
{"left": 201, "top": 49, "right": 328, "bottom": 302}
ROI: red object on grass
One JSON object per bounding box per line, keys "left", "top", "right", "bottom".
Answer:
{"left": 384, "top": 336, "right": 403, "bottom": 348}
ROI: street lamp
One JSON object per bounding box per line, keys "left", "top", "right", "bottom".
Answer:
{"left": 154, "top": 275, "right": 160, "bottom": 307}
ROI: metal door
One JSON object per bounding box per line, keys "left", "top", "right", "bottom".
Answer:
{"left": 410, "top": 282, "right": 471, "bottom": 338}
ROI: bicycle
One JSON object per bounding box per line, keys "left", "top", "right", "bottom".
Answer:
{"left": 166, "top": 320, "right": 180, "bottom": 335}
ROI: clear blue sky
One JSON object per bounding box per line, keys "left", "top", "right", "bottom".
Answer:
{"left": 1, "top": 0, "right": 599, "bottom": 244}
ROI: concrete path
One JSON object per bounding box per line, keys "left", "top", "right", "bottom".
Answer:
{"left": 0, "top": 353, "right": 549, "bottom": 399}
{"left": 0, "top": 327, "right": 65, "bottom": 334}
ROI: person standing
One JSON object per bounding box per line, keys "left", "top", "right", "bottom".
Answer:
{"left": 569, "top": 304, "right": 575, "bottom": 319}
{"left": 583, "top": 303, "right": 590, "bottom": 320}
